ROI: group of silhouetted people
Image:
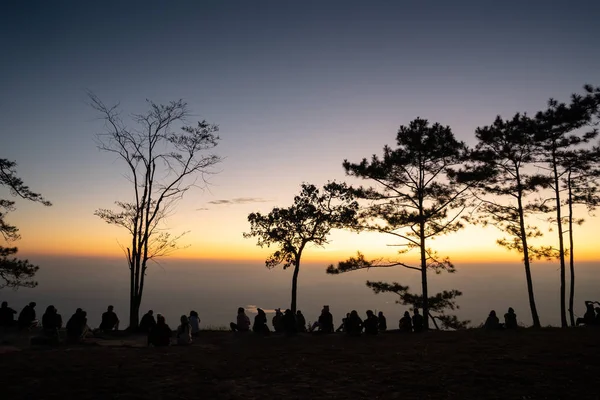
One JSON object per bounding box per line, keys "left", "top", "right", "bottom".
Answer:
{"left": 398, "top": 309, "right": 425, "bottom": 333}
{"left": 229, "top": 307, "right": 304, "bottom": 336}
{"left": 229, "top": 307, "right": 309, "bottom": 336}
{"left": 0, "top": 301, "right": 39, "bottom": 330}
{"left": 2, "top": 303, "right": 118, "bottom": 344}
{"left": 139, "top": 309, "right": 202, "bottom": 346}
{"left": 0, "top": 302, "right": 121, "bottom": 345}
{"left": 3, "top": 299, "right": 599, "bottom": 347}
{"left": 484, "top": 307, "right": 519, "bottom": 330}
{"left": 335, "top": 309, "right": 381, "bottom": 335}
{"left": 226, "top": 305, "right": 428, "bottom": 337}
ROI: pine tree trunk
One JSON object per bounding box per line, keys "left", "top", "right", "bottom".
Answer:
{"left": 552, "top": 152, "right": 568, "bottom": 328}
{"left": 129, "top": 255, "right": 136, "bottom": 330}
{"left": 420, "top": 223, "right": 429, "bottom": 330}
{"left": 517, "top": 192, "right": 541, "bottom": 328}
{"left": 568, "top": 175, "right": 576, "bottom": 327}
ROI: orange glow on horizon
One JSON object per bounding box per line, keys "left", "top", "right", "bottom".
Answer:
{"left": 13, "top": 202, "right": 600, "bottom": 265}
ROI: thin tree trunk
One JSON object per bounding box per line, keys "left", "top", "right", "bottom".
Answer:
{"left": 291, "top": 249, "right": 303, "bottom": 314}
{"left": 132, "top": 259, "right": 141, "bottom": 330}
{"left": 420, "top": 222, "right": 429, "bottom": 330}
{"left": 128, "top": 248, "right": 136, "bottom": 330}
{"left": 568, "top": 172, "right": 576, "bottom": 327}
{"left": 134, "top": 264, "right": 147, "bottom": 330}
{"left": 130, "top": 295, "right": 141, "bottom": 331}
{"left": 516, "top": 186, "right": 541, "bottom": 328}
{"left": 291, "top": 262, "right": 300, "bottom": 314}
{"left": 515, "top": 167, "right": 540, "bottom": 326}
{"left": 418, "top": 164, "right": 429, "bottom": 330}
{"left": 129, "top": 270, "right": 136, "bottom": 330}
{"left": 552, "top": 152, "right": 568, "bottom": 328}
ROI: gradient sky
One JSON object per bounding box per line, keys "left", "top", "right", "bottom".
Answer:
{"left": 2, "top": 0, "right": 600, "bottom": 263}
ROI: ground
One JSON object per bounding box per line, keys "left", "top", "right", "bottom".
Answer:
{"left": 0, "top": 328, "right": 598, "bottom": 399}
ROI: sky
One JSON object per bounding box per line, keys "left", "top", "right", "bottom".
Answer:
{"left": 2, "top": 0, "right": 600, "bottom": 264}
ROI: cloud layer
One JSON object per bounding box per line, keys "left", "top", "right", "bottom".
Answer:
{"left": 208, "top": 197, "right": 270, "bottom": 205}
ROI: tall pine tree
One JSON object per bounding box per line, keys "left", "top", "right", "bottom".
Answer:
{"left": 327, "top": 118, "right": 477, "bottom": 329}
{"left": 471, "top": 113, "right": 553, "bottom": 328}
{"left": 533, "top": 90, "right": 598, "bottom": 327}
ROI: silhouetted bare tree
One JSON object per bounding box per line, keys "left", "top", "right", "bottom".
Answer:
{"left": 89, "top": 93, "right": 222, "bottom": 329}
{"left": 0, "top": 159, "right": 51, "bottom": 289}
{"left": 326, "top": 118, "right": 478, "bottom": 329}
{"left": 244, "top": 182, "right": 358, "bottom": 313}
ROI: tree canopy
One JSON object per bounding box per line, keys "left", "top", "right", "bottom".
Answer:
{"left": 245, "top": 182, "right": 358, "bottom": 312}
{"left": 90, "top": 93, "right": 222, "bottom": 329}
{"left": 327, "top": 118, "right": 477, "bottom": 329}
{"left": 0, "top": 159, "right": 51, "bottom": 289}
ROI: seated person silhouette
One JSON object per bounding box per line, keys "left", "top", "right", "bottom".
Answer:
{"left": 504, "top": 307, "right": 518, "bottom": 329}
{"left": 412, "top": 309, "right": 424, "bottom": 333}
{"left": 282, "top": 309, "right": 297, "bottom": 335}
{"left": 41, "top": 305, "right": 62, "bottom": 342}
{"left": 66, "top": 308, "right": 89, "bottom": 342}
{"left": 177, "top": 315, "right": 193, "bottom": 345}
{"left": 595, "top": 307, "right": 600, "bottom": 325}
{"left": 576, "top": 301, "right": 598, "bottom": 326}
{"left": 336, "top": 313, "right": 350, "bottom": 333}
{"left": 252, "top": 308, "right": 270, "bottom": 335}
{"left": 311, "top": 305, "right": 334, "bottom": 334}
{"left": 484, "top": 310, "right": 502, "bottom": 330}
{"left": 296, "top": 310, "right": 307, "bottom": 332}
{"left": 272, "top": 309, "right": 284, "bottom": 333}
{"left": 0, "top": 301, "right": 17, "bottom": 328}
{"left": 189, "top": 311, "right": 201, "bottom": 337}
{"left": 364, "top": 310, "right": 378, "bottom": 335}
{"left": 345, "top": 310, "right": 363, "bottom": 335}
{"left": 230, "top": 307, "right": 251, "bottom": 332}
{"left": 148, "top": 314, "right": 172, "bottom": 346}
{"left": 18, "top": 302, "right": 38, "bottom": 330}
{"left": 399, "top": 311, "right": 413, "bottom": 333}
{"left": 139, "top": 310, "right": 157, "bottom": 334}
{"left": 99, "top": 305, "right": 119, "bottom": 332}
{"left": 378, "top": 311, "right": 387, "bottom": 332}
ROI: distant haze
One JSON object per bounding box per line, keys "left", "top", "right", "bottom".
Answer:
{"left": 2, "top": 255, "right": 598, "bottom": 329}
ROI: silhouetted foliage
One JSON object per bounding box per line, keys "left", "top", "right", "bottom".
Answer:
{"left": 327, "top": 118, "right": 478, "bottom": 329}
{"left": 470, "top": 113, "right": 554, "bottom": 328}
{"left": 244, "top": 182, "right": 358, "bottom": 313}
{"left": 89, "top": 93, "right": 222, "bottom": 329}
{"left": 560, "top": 147, "right": 600, "bottom": 326}
{"left": 532, "top": 88, "right": 599, "bottom": 327}
{"left": 365, "top": 281, "right": 469, "bottom": 330}
{"left": 0, "top": 159, "right": 51, "bottom": 289}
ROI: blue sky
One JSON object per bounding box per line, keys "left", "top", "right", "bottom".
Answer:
{"left": 1, "top": 0, "right": 599, "bottom": 260}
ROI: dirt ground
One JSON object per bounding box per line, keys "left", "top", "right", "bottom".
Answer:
{"left": 0, "top": 328, "right": 598, "bottom": 399}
